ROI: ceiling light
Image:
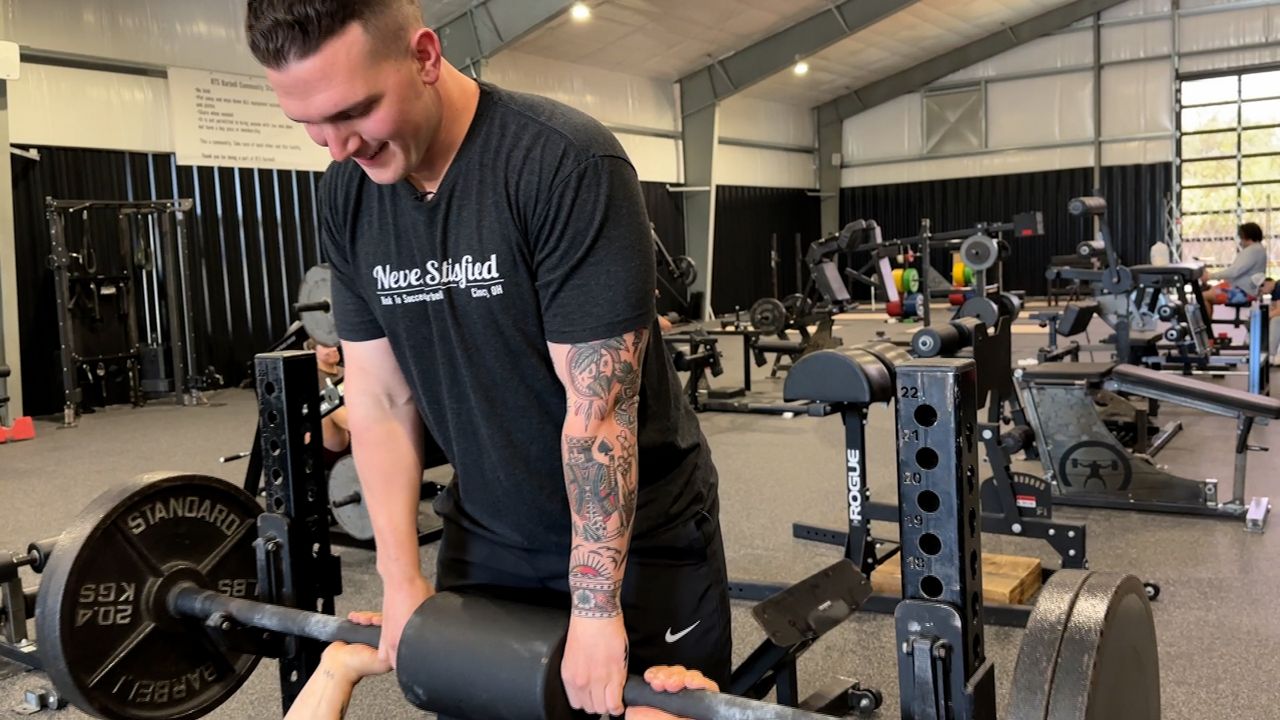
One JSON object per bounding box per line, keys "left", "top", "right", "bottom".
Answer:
{"left": 794, "top": 61, "right": 810, "bottom": 77}
{"left": 570, "top": 2, "right": 591, "bottom": 21}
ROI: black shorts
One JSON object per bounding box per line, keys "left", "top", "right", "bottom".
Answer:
{"left": 433, "top": 504, "right": 733, "bottom": 696}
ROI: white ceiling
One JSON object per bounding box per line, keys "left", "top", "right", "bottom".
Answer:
{"left": 500, "top": 0, "right": 1084, "bottom": 108}
{"left": 742, "top": 0, "right": 1077, "bottom": 106}
{"left": 421, "top": 1, "right": 478, "bottom": 27}
{"left": 506, "top": 0, "right": 835, "bottom": 81}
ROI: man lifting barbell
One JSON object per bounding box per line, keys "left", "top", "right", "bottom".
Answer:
{"left": 247, "top": 1, "right": 729, "bottom": 718}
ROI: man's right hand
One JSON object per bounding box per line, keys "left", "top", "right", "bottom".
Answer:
{"left": 378, "top": 575, "right": 434, "bottom": 668}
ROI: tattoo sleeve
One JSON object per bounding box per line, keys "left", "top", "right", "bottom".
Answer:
{"left": 557, "top": 329, "right": 648, "bottom": 618}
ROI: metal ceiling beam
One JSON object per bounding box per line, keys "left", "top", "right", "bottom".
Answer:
{"left": 816, "top": 0, "right": 1130, "bottom": 128}
{"left": 436, "top": 0, "right": 575, "bottom": 77}
{"left": 679, "top": 0, "right": 918, "bottom": 118}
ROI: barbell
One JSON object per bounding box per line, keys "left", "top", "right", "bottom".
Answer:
{"left": 29, "top": 474, "right": 865, "bottom": 720}
{"left": 31, "top": 472, "right": 1160, "bottom": 720}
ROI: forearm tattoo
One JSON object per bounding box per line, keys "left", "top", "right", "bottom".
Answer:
{"left": 563, "top": 329, "right": 648, "bottom": 618}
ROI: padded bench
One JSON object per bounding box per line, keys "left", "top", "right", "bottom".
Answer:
{"left": 1019, "top": 362, "right": 1116, "bottom": 383}
{"left": 1109, "top": 364, "right": 1280, "bottom": 420}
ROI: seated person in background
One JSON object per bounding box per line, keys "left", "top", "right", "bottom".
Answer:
{"left": 1205, "top": 222, "right": 1267, "bottom": 305}
{"left": 306, "top": 338, "right": 351, "bottom": 463}
{"left": 1256, "top": 276, "right": 1280, "bottom": 366}
{"left": 285, "top": 611, "right": 718, "bottom": 720}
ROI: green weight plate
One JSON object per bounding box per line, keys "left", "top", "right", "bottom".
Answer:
{"left": 37, "top": 474, "right": 263, "bottom": 720}
{"left": 901, "top": 268, "right": 921, "bottom": 293}
{"left": 298, "top": 264, "right": 337, "bottom": 347}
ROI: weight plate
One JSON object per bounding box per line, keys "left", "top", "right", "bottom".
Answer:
{"left": 671, "top": 255, "right": 697, "bottom": 287}
{"left": 902, "top": 268, "right": 921, "bottom": 294}
{"left": 298, "top": 264, "right": 338, "bottom": 347}
{"left": 964, "top": 266, "right": 974, "bottom": 286}
{"left": 749, "top": 297, "right": 788, "bottom": 336}
{"left": 1007, "top": 569, "right": 1092, "bottom": 720}
{"left": 957, "top": 297, "right": 1000, "bottom": 328}
{"left": 1045, "top": 573, "right": 1160, "bottom": 720}
{"left": 952, "top": 262, "right": 966, "bottom": 287}
{"left": 892, "top": 268, "right": 906, "bottom": 293}
{"left": 961, "top": 233, "right": 998, "bottom": 271}
{"left": 37, "top": 474, "right": 262, "bottom": 720}
{"left": 781, "top": 293, "right": 810, "bottom": 320}
{"left": 329, "top": 456, "right": 374, "bottom": 541}
{"left": 996, "top": 292, "right": 1024, "bottom": 322}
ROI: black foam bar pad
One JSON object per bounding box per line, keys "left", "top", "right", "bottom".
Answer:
{"left": 399, "top": 591, "right": 573, "bottom": 720}
{"left": 0, "top": 365, "right": 8, "bottom": 379}
{"left": 999, "top": 426, "right": 1035, "bottom": 455}
{"left": 912, "top": 325, "right": 963, "bottom": 358}
{"left": 399, "top": 591, "right": 827, "bottom": 720}
{"left": 1068, "top": 196, "right": 1107, "bottom": 216}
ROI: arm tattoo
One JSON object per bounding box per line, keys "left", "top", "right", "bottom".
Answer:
{"left": 562, "top": 329, "right": 648, "bottom": 618}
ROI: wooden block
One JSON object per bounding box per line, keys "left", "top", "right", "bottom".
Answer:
{"left": 870, "top": 552, "right": 1043, "bottom": 605}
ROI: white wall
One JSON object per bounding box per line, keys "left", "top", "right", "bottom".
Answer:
{"left": 842, "top": 0, "right": 1280, "bottom": 187}
{"left": 484, "top": 51, "right": 682, "bottom": 184}
{"left": 0, "top": 0, "right": 261, "bottom": 76}
{"left": 716, "top": 95, "right": 816, "bottom": 189}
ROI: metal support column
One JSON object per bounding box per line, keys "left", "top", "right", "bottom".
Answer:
{"left": 0, "top": 82, "right": 19, "bottom": 418}
{"left": 818, "top": 107, "right": 843, "bottom": 236}
{"left": 681, "top": 103, "right": 719, "bottom": 318}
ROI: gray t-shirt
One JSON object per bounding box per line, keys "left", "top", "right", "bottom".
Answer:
{"left": 319, "top": 82, "right": 716, "bottom": 551}
{"left": 1210, "top": 241, "right": 1267, "bottom": 295}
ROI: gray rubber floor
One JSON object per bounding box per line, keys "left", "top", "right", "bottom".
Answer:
{"left": 0, "top": 311, "right": 1276, "bottom": 719}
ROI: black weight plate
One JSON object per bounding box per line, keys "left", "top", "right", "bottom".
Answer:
{"left": 1007, "top": 569, "right": 1092, "bottom": 720}
{"left": 750, "top": 297, "right": 788, "bottom": 336}
{"left": 957, "top": 297, "right": 1000, "bottom": 327}
{"left": 672, "top": 255, "right": 698, "bottom": 287}
{"left": 298, "top": 264, "right": 338, "bottom": 347}
{"left": 1046, "top": 573, "right": 1160, "bottom": 720}
{"left": 329, "top": 456, "right": 374, "bottom": 541}
{"left": 37, "top": 474, "right": 263, "bottom": 720}
{"left": 996, "top": 292, "right": 1024, "bottom": 322}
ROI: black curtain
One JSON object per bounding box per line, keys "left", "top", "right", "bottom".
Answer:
{"left": 13, "top": 147, "right": 324, "bottom": 416}
{"left": 841, "top": 163, "right": 1174, "bottom": 297}
{"left": 640, "top": 182, "right": 689, "bottom": 316}
{"left": 12, "top": 151, "right": 684, "bottom": 416}
{"left": 711, "top": 186, "right": 821, "bottom": 314}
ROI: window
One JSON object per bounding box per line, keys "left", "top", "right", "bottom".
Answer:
{"left": 1178, "top": 70, "right": 1280, "bottom": 275}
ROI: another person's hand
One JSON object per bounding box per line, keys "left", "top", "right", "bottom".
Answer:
{"left": 562, "top": 615, "right": 629, "bottom": 716}
{"left": 625, "top": 665, "right": 720, "bottom": 720}
{"left": 379, "top": 575, "right": 434, "bottom": 669}
{"left": 321, "top": 612, "right": 391, "bottom": 683}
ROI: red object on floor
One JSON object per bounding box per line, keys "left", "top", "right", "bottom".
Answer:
{"left": 8, "top": 416, "right": 34, "bottom": 441}
{"left": 0, "top": 425, "right": 7, "bottom": 444}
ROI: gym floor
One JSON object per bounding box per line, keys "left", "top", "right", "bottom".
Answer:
{"left": 1, "top": 309, "right": 1276, "bottom": 719}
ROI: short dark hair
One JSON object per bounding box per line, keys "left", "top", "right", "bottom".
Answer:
{"left": 245, "top": 0, "right": 420, "bottom": 70}
{"left": 1239, "top": 222, "right": 1264, "bottom": 243}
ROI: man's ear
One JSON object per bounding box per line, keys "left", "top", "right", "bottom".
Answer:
{"left": 411, "top": 29, "right": 443, "bottom": 84}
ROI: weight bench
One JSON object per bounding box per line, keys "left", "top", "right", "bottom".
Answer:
{"left": 1018, "top": 361, "right": 1277, "bottom": 530}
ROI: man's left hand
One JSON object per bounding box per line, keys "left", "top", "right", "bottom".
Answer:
{"left": 562, "top": 614, "right": 629, "bottom": 716}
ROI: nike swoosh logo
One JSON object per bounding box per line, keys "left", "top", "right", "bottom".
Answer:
{"left": 664, "top": 621, "right": 701, "bottom": 643}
